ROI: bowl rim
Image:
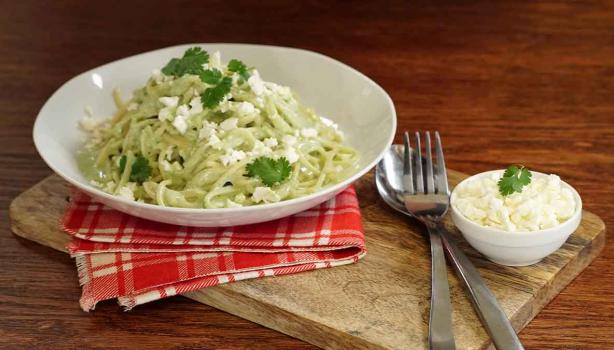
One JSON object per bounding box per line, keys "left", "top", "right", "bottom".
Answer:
{"left": 33, "top": 43, "right": 397, "bottom": 213}
{"left": 450, "top": 169, "right": 583, "bottom": 237}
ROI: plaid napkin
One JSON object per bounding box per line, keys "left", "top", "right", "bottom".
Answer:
{"left": 62, "top": 187, "right": 366, "bottom": 311}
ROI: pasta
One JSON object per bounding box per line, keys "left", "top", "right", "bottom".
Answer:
{"left": 78, "top": 48, "right": 359, "bottom": 208}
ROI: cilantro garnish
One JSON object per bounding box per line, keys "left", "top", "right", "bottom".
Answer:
{"left": 201, "top": 76, "right": 232, "bottom": 108}
{"left": 160, "top": 49, "right": 250, "bottom": 109}
{"left": 200, "top": 68, "right": 223, "bottom": 84}
{"left": 246, "top": 157, "right": 292, "bottom": 187}
{"left": 119, "top": 155, "right": 152, "bottom": 183}
{"left": 498, "top": 165, "right": 532, "bottom": 196}
{"left": 161, "top": 47, "right": 209, "bottom": 77}
{"left": 228, "top": 59, "right": 250, "bottom": 81}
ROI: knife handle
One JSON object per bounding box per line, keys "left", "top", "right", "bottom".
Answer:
{"left": 438, "top": 229, "right": 525, "bottom": 350}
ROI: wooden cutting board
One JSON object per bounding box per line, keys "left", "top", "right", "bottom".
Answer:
{"left": 9, "top": 171, "right": 605, "bottom": 350}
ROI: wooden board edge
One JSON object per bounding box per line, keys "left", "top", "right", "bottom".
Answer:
{"left": 509, "top": 212, "right": 606, "bottom": 339}
{"left": 9, "top": 202, "right": 70, "bottom": 253}
{"left": 184, "top": 288, "right": 383, "bottom": 350}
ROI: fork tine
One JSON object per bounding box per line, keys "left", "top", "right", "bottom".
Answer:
{"left": 403, "top": 131, "right": 414, "bottom": 194}
{"left": 425, "top": 132, "right": 435, "bottom": 194}
{"left": 414, "top": 132, "right": 424, "bottom": 193}
{"left": 435, "top": 131, "right": 449, "bottom": 194}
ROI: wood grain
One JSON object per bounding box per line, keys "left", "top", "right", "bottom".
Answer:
{"left": 9, "top": 172, "right": 606, "bottom": 349}
{"left": 1, "top": 0, "right": 613, "bottom": 349}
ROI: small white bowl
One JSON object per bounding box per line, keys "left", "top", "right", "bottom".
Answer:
{"left": 33, "top": 43, "right": 396, "bottom": 226}
{"left": 450, "top": 170, "right": 582, "bottom": 266}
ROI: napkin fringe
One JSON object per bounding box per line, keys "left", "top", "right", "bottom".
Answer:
{"left": 115, "top": 252, "right": 365, "bottom": 311}
{"left": 75, "top": 255, "right": 89, "bottom": 286}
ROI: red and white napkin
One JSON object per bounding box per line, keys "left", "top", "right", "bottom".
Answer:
{"left": 62, "top": 187, "right": 366, "bottom": 311}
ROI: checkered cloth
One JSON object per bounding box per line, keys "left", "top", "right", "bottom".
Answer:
{"left": 62, "top": 187, "right": 366, "bottom": 311}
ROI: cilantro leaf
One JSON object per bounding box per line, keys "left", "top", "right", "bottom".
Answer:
{"left": 130, "top": 156, "right": 152, "bottom": 183}
{"left": 228, "top": 59, "right": 250, "bottom": 81}
{"left": 246, "top": 157, "right": 292, "bottom": 186}
{"left": 200, "top": 68, "right": 223, "bottom": 84}
{"left": 119, "top": 155, "right": 152, "bottom": 184}
{"left": 161, "top": 47, "right": 209, "bottom": 77}
{"left": 201, "top": 77, "right": 232, "bottom": 108}
{"left": 498, "top": 165, "right": 532, "bottom": 196}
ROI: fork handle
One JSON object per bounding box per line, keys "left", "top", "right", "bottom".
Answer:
{"left": 426, "top": 225, "right": 456, "bottom": 349}
{"left": 438, "top": 229, "right": 525, "bottom": 350}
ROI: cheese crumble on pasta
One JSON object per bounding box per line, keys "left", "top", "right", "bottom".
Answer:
{"left": 78, "top": 47, "right": 358, "bottom": 208}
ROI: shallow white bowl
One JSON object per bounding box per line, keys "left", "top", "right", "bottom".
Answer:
{"left": 33, "top": 43, "right": 396, "bottom": 226}
{"left": 450, "top": 170, "right": 582, "bottom": 266}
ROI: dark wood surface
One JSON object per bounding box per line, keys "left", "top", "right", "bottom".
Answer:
{"left": 1, "top": 1, "right": 612, "bottom": 349}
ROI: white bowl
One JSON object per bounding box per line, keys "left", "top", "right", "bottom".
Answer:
{"left": 33, "top": 43, "right": 396, "bottom": 226}
{"left": 450, "top": 170, "right": 582, "bottom": 266}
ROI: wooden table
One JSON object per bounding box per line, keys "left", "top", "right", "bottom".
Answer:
{"left": 1, "top": 1, "right": 612, "bottom": 348}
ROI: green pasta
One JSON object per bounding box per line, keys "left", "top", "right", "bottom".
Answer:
{"left": 78, "top": 48, "right": 359, "bottom": 208}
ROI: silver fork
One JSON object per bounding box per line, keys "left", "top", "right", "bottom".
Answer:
{"left": 403, "top": 131, "right": 455, "bottom": 350}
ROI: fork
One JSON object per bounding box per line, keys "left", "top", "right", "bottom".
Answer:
{"left": 402, "top": 131, "right": 456, "bottom": 349}
{"left": 404, "top": 131, "right": 524, "bottom": 350}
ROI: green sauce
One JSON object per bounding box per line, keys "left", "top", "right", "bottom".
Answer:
{"left": 77, "top": 148, "right": 107, "bottom": 183}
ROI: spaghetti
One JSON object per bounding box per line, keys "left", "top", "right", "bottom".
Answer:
{"left": 78, "top": 48, "right": 359, "bottom": 208}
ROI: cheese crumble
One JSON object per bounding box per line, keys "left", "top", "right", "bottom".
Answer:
{"left": 452, "top": 172, "right": 576, "bottom": 232}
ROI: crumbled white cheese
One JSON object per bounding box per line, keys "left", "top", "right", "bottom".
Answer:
{"left": 263, "top": 137, "right": 278, "bottom": 148}
{"left": 172, "top": 115, "right": 188, "bottom": 134}
{"left": 152, "top": 69, "right": 165, "bottom": 84}
{"left": 252, "top": 187, "right": 281, "bottom": 203}
{"left": 218, "top": 100, "right": 231, "bottom": 113}
{"left": 158, "top": 107, "right": 173, "bottom": 121}
{"left": 266, "top": 82, "right": 292, "bottom": 97}
{"left": 210, "top": 51, "right": 222, "bottom": 69}
{"left": 282, "top": 135, "right": 297, "bottom": 146}
{"left": 161, "top": 160, "right": 171, "bottom": 172}
{"left": 199, "top": 121, "right": 218, "bottom": 140}
{"left": 283, "top": 147, "right": 300, "bottom": 164}
{"left": 161, "top": 160, "right": 183, "bottom": 172}
{"left": 220, "top": 117, "right": 239, "bottom": 131}
{"left": 236, "top": 101, "right": 256, "bottom": 117}
{"left": 248, "top": 71, "right": 266, "bottom": 96}
{"left": 159, "top": 96, "right": 179, "bottom": 108}
{"left": 118, "top": 186, "right": 135, "bottom": 201}
{"left": 164, "top": 146, "right": 174, "bottom": 160}
{"left": 176, "top": 104, "right": 190, "bottom": 118}
{"left": 231, "top": 73, "right": 241, "bottom": 85}
{"left": 249, "top": 141, "right": 273, "bottom": 157}
{"left": 254, "top": 97, "right": 265, "bottom": 108}
{"left": 189, "top": 96, "right": 203, "bottom": 115}
{"left": 452, "top": 172, "right": 576, "bottom": 232}
{"left": 79, "top": 116, "right": 101, "bottom": 131}
{"left": 301, "top": 128, "right": 318, "bottom": 138}
{"left": 207, "top": 134, "right": 223, "bottom": 150}
{"left": 220, "top": 150, "right": 246, "bottom": 166}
